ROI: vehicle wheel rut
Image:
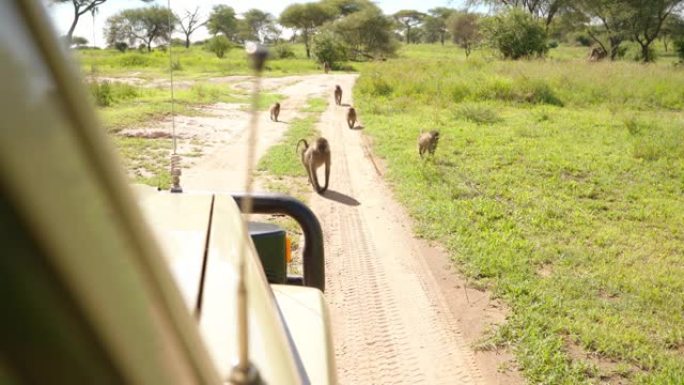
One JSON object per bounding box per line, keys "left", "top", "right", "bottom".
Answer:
{"left": 311, "top": 75, "right": 482, "bottom": 385}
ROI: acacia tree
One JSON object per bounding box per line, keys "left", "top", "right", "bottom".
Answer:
{"left": 280, "top": 3, "right": 336, "bottom": 58}
{"left": 469, "top": 0, "right": 568, "bottom": 27}
{"left": 177, "top": 7, "right": 206, "bottom": 48}
{"left": 574, "top": 0, "right": 630, "bottom": 60}
{"left": 240, "top": 9, "right": 277, "bottom": 43}
{"left": 105, "top": 6, "right": 176, "bottom": 52}
{"left": 207, "top": 5, "right": 238, "bottom": 41}
{"left": 660, "top": 13, "right": 684, "bottom": 52}
{"left": 53, "top": 0, "right": 106, "bottom": 43}
{"left": 320, "top": 0, "right": 376, "bottom": 17}
{"left": 330, "top": 6, "right": 399, "bottom": 59}
{"left": 448, "top": 12, "right": 481, "bottom": 57}
{"left": 425, "top": 7, "right": 456, "bottom": 45}
{"left": 394, "top": 10, "right": 425, "bottom": 44}
{"left": 625, "top": 0, "right": 684, "bottom": 62}
{"left": 53, "top": 0, "right": 152, "bottom": 43}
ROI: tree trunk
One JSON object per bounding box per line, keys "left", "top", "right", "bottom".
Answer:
{"left": 641, "top": 43, "right": 652, "bottom": 62}
{"left": 303, "top": 30, "right": 310, "bottom": 58}
{"left": 66, "top": 7, "right": 80, "bottom": 43}
{"left": 147, "top": 40, "right": 152, "bottom": 52}
{"left": 185, "top": 35, "right": 190, "bottom": 48}
{"left": 406, "top": 26, "right": 410, "bottom": 44}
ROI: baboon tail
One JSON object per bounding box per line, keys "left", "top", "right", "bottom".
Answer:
{"left": 296, "top": 139, "right": 308, "bottom": 154}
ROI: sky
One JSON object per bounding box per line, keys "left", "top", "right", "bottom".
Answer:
{"left": 46, "top": 0, "right": 468, "bottom": 47}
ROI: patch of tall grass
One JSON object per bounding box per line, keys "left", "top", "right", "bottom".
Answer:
{"left": 356, "top": 57, "right": 684, "bottom": 110}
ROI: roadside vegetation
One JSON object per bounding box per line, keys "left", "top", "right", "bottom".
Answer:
{"left": 355, "top": 44, "right": 684, "bottom": 384}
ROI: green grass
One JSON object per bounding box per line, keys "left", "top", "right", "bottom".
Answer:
{"left": 78, "top": 44, "right": 350, "bottom": 79}
{"left": 91, "top": 81, "right": 244, "bottom": 131}
{"left": 112, "top": 136, "right": 173, "bottom": 189}
{"left": 356, "top": 45, "right": 684, "bottom": 384}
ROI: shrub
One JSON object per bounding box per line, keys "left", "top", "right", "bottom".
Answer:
{"left": 113, "top": 41, "right": 128, "bottom": 52}
{"left": 312, "top": 30, "right": 348, "bottom": 67}
{"left": 89, "top": 80, "right": 113, "bottom": 107}
{"left": 484, "top": 9, "right": 548, "bottom": 59}
{"left": 271, "top": 43, "right": 296, "bottom": 59}
{"left": 548, "top": 40, "right": 559, "bottom": 49}
{"left": 574, "top": 33, "right": 593, "bottom": 47}
{"left": 674, "top": 38, "right": 684, "bottom": 62}
{"left": 205, "top": 35, "right": 231, "bottom": 58}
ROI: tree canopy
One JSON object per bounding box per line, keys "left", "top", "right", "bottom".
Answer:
{"left": 206, "top": 5, "right": 238, "bottom": 40}
{"left": 104, "top": 6, "right": 176, "bottom": 52}
{"left": 280, "top": 3, "right": 336, "bottom": 58}
{"left": 394, "top": 10, "right": 425, "bottom": 44}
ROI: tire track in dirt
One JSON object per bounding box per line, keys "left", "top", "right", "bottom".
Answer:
{"left": 312, "top": 74, "right": 482, "bottom": 385}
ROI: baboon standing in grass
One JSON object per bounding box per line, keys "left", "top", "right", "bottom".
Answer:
{"left": 418, "top": 130, "right": 440, "bottom": 158}
{"left": 297, "top": 138, "right": 331, "bottom": 194}
{"left": 334, "top": 85, "right": 342, "bottom": 105}
{"left": 346, "top": 107, "right": 357, "bottom": 129}
{"left": 270, "top": 102, "right": 280, "bottom": 122}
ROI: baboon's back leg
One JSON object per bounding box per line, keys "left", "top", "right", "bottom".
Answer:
{"left": 310, "top": 162, "right": 323, "bottom": 193}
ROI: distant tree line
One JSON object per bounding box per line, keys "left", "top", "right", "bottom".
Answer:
{"left": 54, "top": 0, "right": 684, "bottom": 63}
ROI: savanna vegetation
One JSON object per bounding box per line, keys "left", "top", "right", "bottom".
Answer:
{"left": 53, "top": 0, "right": 684, "bottom": 382}
{"left": 355, "top": 43, "right": 684, "bottom": 384}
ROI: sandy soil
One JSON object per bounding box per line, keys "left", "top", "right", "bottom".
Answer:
{"left": 129, "top": 74, "right": 523, "bottom": 384}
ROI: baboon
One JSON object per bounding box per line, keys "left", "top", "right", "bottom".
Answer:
{"left": 296, "top": 138, "right": 331, "bottom": 194}
{"left": 270, "top": 102, "right": 280, "bottom": 122}
{"left": 346, "top": 107, "right": 357, "bottom": 129}
{"left": 324, "top": 61, "right": 331, "bottom": 74}
{"left": 418, "top": 130, "right": 440, "bottom": 158}
{"left": 334, "top": 85, "right": 342, "bottom": 105}
{"left": 588, "top": 46, "right": 607, "bottom": 62}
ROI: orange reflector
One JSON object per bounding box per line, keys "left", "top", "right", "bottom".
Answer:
{"left": 285, "top": 236, "right": 292, "bottom": 263}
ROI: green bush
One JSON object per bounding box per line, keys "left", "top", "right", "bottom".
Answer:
{"left": 114, "top": 41, "right": 128, "bottom": 52}
{"left": 484, "top": 9, "right": 548, "bottom": 59}
{"left": 271, "top": 44, "right": 296, "bottom": 59}
{"left": 675, "top": 38, "right": 684, "bottom": 61}
{"left": 205, "top": 35, "right": 231, "bottom": 58}
{"left": 574, "top": 33, "right": 593, "bottom": 47}
{"left": 89, "top": 80, "right": 113, "bottom": 107}
{"left": 312, "top": 30, "right": 348, "bottom": 67}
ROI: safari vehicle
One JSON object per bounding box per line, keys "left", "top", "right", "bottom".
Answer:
{"left": 0, "top": 1, "right": 336, "bottom": 384}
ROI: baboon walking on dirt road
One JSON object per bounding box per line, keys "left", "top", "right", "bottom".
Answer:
{"left": 334, "top": 85, "right": 342, "bottom": 105}
{"left": 270, "top": 102, "right": 280, "bottom": 122}
{"left": 346, "top": 107, "right": 357, "bottom": 129}
{"left": 297, "top": 138, "right": 331, "bottom": 194}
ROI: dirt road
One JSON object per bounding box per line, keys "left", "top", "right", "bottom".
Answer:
{"left": 162, "top": 74, "right": 519, "bottom": 384}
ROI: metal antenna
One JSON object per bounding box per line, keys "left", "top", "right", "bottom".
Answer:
{"left": 228, "top": 42, "right": 268, "bottom": 385}
{"left": 167, "top": 0, "right": 182, "bottom": 193}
